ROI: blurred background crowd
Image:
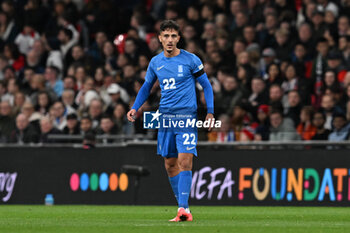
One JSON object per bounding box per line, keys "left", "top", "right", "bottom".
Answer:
{"left": 0, "top": 0, "right": 350, "bottom": 144}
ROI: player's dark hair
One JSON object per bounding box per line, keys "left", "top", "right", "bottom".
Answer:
{"left": 160, "top": 20, "right": 180, "bottom": 33}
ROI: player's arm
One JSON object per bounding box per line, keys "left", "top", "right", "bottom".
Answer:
{"left": 197, "top": 73, "right": 215, "bottom": 131}
{"left": 127, "top": 62, "right": 157, "bottom": 122}
{"left": 196, "top": 73, "right": 214, "bottom": 114}
{"left": 191, "top": 55, "right": 215, "bottom": 130}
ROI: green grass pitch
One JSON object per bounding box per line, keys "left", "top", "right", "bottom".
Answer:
{"left": 0, "top": 205, "right": 349, "bottom": 233}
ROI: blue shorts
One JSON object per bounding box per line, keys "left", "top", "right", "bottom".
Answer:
{"left": 157, "top": 127, "right": 198, "bottom": 158}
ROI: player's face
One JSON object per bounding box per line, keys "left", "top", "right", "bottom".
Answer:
{"left": 158, "top": 28, "right": 180, "bottom": 54}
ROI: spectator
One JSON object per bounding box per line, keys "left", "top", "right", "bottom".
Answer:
{"left": 9, "top": 113, "right": 39, "bottom": 144}
{"left": 339, "top": 35, "right": 350, "bottom": 69}
{"left": 13, "top": 91, "right": 27, "bottom": 116}
{"left": 297, "top": 23, "right": 315, "bottom": 57}
{"left": 75, "top": 77, "right": 99, "bottom": 109}
{"left": 148, "top": 36, "right": 162, "bottom": 56}
{"left": 269, "top": 84, "right": 285, "bottom": 111}
{"left": 265, "top": 63, "right": 283, "bottom": 87}
{"left": 63, "top": 113, "right": 80, "bottom": 136}
{"left": 39, "top": 116, "right": 61, "bottom": 143}
{"left": 20, "top": 67, "right": 35, "bottom": 95}
{"left": 321, "top": 94, "right": 343, "bottom": 130}
{"left": 67, "top": 45, "right": 94, "bottom": 75}
{"left": 2, "top": 78, "right": 19, "bottom": 105}
{"left": 201, "top": 22, "right": 217, "bottom": 42}
{"left": 21, "top": 101, "right": 41, "bottom": 133}
{"left": 51, "top": 101, "right": 70, "bottom": 130}
{"left": 35, "top": 91, "right": 52, "bottom": 116}
{"left": 80, "top": 114, "right": 93, "bottom": 135}
{"left": 274, "top": 28, "right": 293, "bottom": 61}
{"left": 25, "top": 49, "right": 45, "bottom": 74}
{"left": 215, "top": 74, "right": 243, "bottom": 115}
{"left": 102, "top": 41, "right": 118, "bottom": 74}
{"left": 243, "top": 25, "right": 257, "bottom": 45}
{"left": 292, "top": 43, "right": 312, "bottom": 79}
{"left": 106, "top": 83, "right": 129, "bottom": 112}
{"left": 0, "top": 55, "right": 8, "bottom": 80}
{"left": 246, "top": 77, "right": 268, "bottom": 114}
{"left": 231, "top": 103, "right": 251, "bottom": 141}
{"left": 61, "top": 89, "right": 77, "bottom": 111}
{"left": 311, "top": 10, "right": 327, "bottom": 41}
{"left": 281, "top": 64, "right": 299, "bottom": 94}
{"left": 96, "top": 114, "right": 117, "bottom": 144}
{"left": 14, "top": 25, "right": 40, "bottom": 54}
{"left": 311, "top": 111, "right": 331, "bottom": 140}
{"left": 0, "top": 11, "right": 17, "bottom": 44}
{"left": 328, "top": 113, "right": 350, "bottom": 141}
{"left": 58, "top": 27, "right": 77, "bottom": 59}
{"left": 3, "top": 65, "right": 16, "bottom": 81}
{"left": 326, "top": 50, "right": 347, "bottom": 82}
{"left": 113, "top": 103, "right": 133, "bottom": 135}
{"left": 88, "top": 99, "right": 104, "bottom": 129}
{"left": 240, "top": 126, "right": 256, "bottom": 142}
{"left": 4, "top": 43, "right": 25, "bottom": 71}
{"left": 260, "top": 48, "right": 278, "bottom": 79}
{"left": 44, "top": 38, "right": 63, "bottom": 73}
{"left": 63, "top": 76, "right": 76, "bottom": 91}
{"left": 312, "top": 38, "right": 329, "bottom": 102}
{"left": 208, "top": 114, "right": 235, "bottom": 142}
{"left": 0, "top": 100, "right": 15, "bottom": 142}
{"left": 255, "top": 104, "right": 270, "bottom": 141}
{"left": 297, "top": 106, "right": 317, "bottom": 140}
{"left": 322, "top": 70, "right": 341, "bottom": 92}
{"left": 269, "top": 110, "right": 300, "bottom": 141}
{"left": 338, "top": 15, "right": 350, "bottom": 36}
{"left": 30, "top": 74, "right": 57, "bottom": 105}
{"left": 44, "top": 66, "right": 63, "bottom": 97}
{"left": 285, "top": 90, "right": 302, "bottom": 126}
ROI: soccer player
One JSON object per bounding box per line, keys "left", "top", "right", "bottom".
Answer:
{"left": 127, "top": 20, "right": 214, "bottom": 222}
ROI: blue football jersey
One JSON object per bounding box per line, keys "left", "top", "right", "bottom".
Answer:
{"left": 145, "top": 49, "right": 204, "bottom": 114}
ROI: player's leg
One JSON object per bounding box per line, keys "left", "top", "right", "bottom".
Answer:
{"left": 177, "top": 153, "right": 193, "bottom": 209}
{"left": 173, "top": 128, "right": 197, "bottom": 221}
{"left": 164, "top": 157, "right": 180, "bottom": 203}
{"left": 174, "top": 152, "right": 194, "bottom": 221}
{"left": 159, "top": 129, "right": 183, "bottom": 222}
{"left": 157, "top": 128, "right": 180, "bottom": 206}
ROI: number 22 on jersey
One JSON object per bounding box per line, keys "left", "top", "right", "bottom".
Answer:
{"left": 163, "top": 78, "right": 176, "bottom": 90}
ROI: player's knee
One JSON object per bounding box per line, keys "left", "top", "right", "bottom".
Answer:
{"left": 178, "top": 160, "right": 192, "bottom": 171}
{"left": 165, "top": 162, "right": 178, "bottom": 174}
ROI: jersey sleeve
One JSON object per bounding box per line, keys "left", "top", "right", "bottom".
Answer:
{"left": 190, "top": 54, "right": 204, "bottom": 78}
{"left": 145, "top": 59, "right": 157, "bottom": 84}
{"left": 131, "top": 59, "right": 157, "bottom": 111}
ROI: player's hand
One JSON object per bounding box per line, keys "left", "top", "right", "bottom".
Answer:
{"left": 205, "top": 113, "right": 214, "bottom": 131}
{"left": 127, "top": 109, "right": 137, "bottom": 122}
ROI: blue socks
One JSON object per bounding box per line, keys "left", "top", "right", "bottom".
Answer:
{"left": 169, "top": 174, "right": 180, "bottom": 203}
{"left": 178, "top": 171, "right": 192, "bottom": 208}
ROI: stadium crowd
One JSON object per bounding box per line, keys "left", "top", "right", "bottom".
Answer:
{"left": 0, "top": 0, "right": 350, "bottom": 143}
